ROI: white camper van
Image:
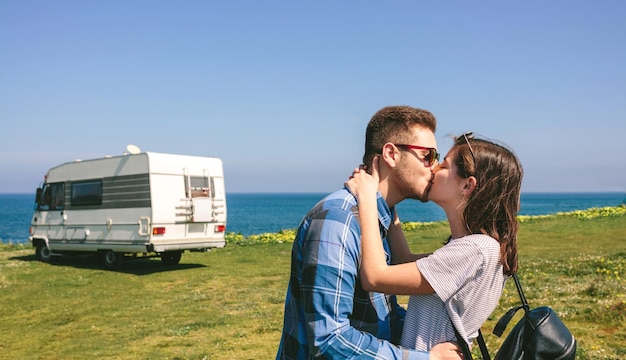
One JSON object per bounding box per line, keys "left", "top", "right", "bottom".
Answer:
{"left": 29, "top": 147, "right": 227, "bottom": 270}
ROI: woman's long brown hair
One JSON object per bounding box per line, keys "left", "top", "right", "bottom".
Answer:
{"left": 452, "top": 134, "right": 523, "bottom": 275}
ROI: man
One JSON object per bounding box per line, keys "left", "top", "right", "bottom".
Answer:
{"left": 276, "top": 106, "right": 461, "bottom": 359}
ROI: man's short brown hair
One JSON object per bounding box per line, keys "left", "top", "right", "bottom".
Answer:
{"left": 362, "top": 106, "right": 437, "bottom": 166}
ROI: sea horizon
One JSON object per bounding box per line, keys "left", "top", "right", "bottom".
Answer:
{"left": 1, "top": 190, "right": 624, "bottom": 195}
{"left": 1, "top": 191, "right": 624, "bottom": 244}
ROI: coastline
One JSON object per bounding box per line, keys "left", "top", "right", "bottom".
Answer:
{"left": 1, "top": 192, "right": 625, "bottom": 244}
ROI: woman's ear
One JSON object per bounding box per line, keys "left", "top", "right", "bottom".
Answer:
{"left": 464, "top": 176, "right": 477, "bottom": 195}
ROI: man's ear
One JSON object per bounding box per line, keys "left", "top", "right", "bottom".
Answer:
{"left": 379, "top": 143, "right": 399, "bottom": 168}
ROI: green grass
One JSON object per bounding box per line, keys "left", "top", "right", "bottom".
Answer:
{"left": 1, "top": 206, "right": 625, "bottom": 359}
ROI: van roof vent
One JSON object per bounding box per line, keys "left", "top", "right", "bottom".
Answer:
{"left": 125, "top": 144, "right": 141, "bottom": 155}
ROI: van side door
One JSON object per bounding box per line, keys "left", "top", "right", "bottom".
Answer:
{"left": 36, "top": 182, "right": 66, "bottom": 241}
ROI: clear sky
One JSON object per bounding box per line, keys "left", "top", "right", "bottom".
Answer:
{"left": 1, "top": 1, "right": 625, "bottom": 194}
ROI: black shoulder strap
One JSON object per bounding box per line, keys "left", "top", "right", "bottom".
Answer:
{"left": 476, "top": 331, "right": 491, "bottom": 360}
{"left": 512, "top": 273, "right": 529, "bottom": 308}
{"left": 452, "top": 324, "right": 491, "bottom": 360}
{"left": 490, "top": 273, "right": 531, "bottom": 339}
{"left": 452, "top": 324, "right": 474, "bottom": 360}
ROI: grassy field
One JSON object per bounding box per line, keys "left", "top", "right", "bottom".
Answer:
{"left": 1, "top": 206, "right": 625, "bottom": 359}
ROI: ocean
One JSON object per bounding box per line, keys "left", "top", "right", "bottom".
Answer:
{"left": 1, "top": 192, "right": 624, "bottom": 244}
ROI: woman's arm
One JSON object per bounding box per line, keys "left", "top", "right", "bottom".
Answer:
{"left": 388, "top": 211, "right": 430, "bottom": 264}
{"left": 345, "top": 157, "right": 434, "bottom": 295}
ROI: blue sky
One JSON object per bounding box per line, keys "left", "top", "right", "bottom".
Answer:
{"left": 1, "top": 1, "right": 625, "bottom": 194}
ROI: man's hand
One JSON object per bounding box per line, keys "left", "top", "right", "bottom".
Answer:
{"left": 430, "top": 341, "right": 463, "bottom": 360}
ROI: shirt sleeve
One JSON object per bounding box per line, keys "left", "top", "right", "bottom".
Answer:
{"left": 416, "top": 239, "right": 484, "bottom": 302}
{"left": 301, "top": 207, "right": 431, "bottom": 359}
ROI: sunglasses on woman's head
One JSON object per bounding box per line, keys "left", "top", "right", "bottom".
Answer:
{"left": 458, "top": 132, "right": 477, "bottom": 165}
{"left": 456, "top": 132, "right": 477, "bottom": 178}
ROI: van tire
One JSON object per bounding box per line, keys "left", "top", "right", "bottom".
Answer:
{"left": 161, "top": 251, "right": 182, "bottom": 265}
{"left": 101, "top": 250, "right": 125, "bottom": 270}
{"left": 35, "top": 242, "right": 52, "bottom": 263}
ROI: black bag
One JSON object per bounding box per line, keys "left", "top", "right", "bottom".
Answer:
{"left": 454, "top": 274, "right": 577, "bottom": 360}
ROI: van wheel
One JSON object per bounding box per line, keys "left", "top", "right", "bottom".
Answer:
{"left": 101, "top": 250, "right": 125, "bottom": 270}
{"left": 35, "top": 242, "right": 52, "bottom": 263}
{"left": 161, "top": 251, "right": 182, "bottom": 265}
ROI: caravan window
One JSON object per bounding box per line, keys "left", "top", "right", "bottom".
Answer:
{"left": 187, "top": 176, "right": 210, "bottom": 198}
{"left": 71, "top": 181, "right": 103, "bottom": 206}
{"left": 39, "top": 183, "right": 65, "bottom": 211}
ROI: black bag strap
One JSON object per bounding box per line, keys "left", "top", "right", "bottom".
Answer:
{"left": 493, "top": 274, "right": 531, "bottom": 337}
{"left": 476, "top": 331, "right": 490, "bottom": 360}
{"left": 452, "top": 324, "right": 474, "bottom": 360}
{"left": 452, "top": 322, "right": 491, "bottom": 359}
{"left": 512, "top": 273, "right": 529, "bottom": 309}
{"left": 493, "top": 305, "right": 525, "bottom": 337}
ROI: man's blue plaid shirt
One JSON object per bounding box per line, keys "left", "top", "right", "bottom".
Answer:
{"left": 276, "top": 188, "right": 429, "bottom": 359}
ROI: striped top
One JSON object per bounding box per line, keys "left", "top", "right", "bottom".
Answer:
{"left": 400, "top": 234, "right": 507, "bottom": 350}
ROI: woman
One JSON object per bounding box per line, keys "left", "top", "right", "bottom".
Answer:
{"left": 346, "top": 133, "right": 523, "bottom": 351}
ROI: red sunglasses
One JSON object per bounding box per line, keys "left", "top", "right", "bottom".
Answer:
{"left": 394, "top": 144, "right": 440, "bottom": 167}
